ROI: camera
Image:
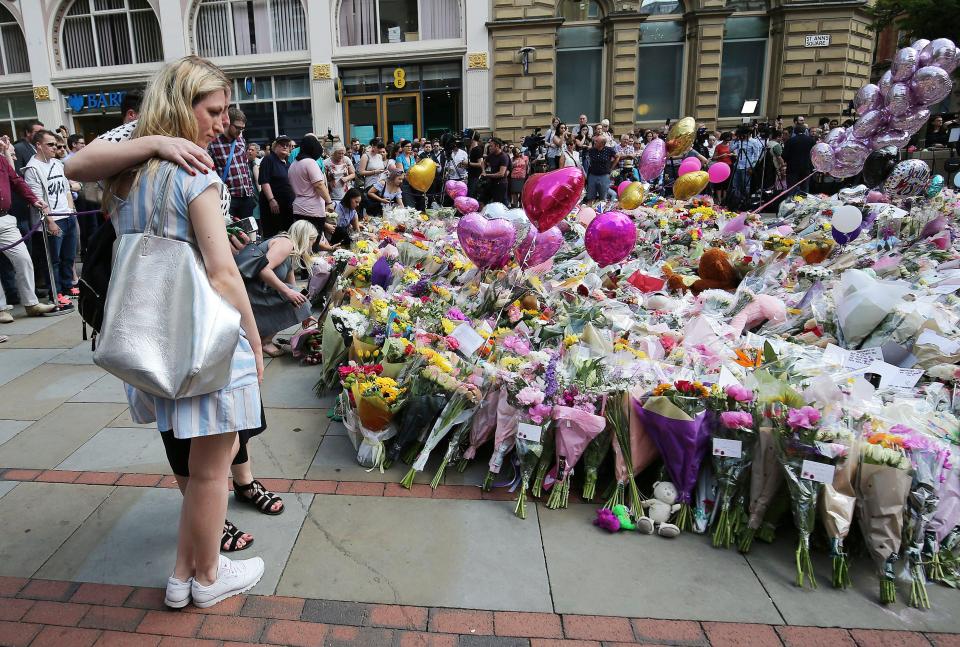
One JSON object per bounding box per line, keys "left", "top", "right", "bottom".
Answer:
{"left": 522, "top": 127, "right": 546, "bottom": 159}
{"left": 439, "top": 130, "right": 464, "bottom": 153}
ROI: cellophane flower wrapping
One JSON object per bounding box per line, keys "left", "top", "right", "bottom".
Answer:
{"left": 514, "top": 421, "right": 545, "bottom": 519}
{"left": 817, "top": 418, "right": 858, "bottom": 589}
{"left": 546, "top": 405, "right": 606, "bottom": 509}
{"left": 488, "top": 386, "right": 521, "bottom": 477}
{"left": 386, "top": 376, "right": 448, "bottom": 467}
{"left": 710, "top": 401, "right": 758, "bottom": 549}
{"left": 581, "top": 424, "right": 611, "bottom": 502}
{"left": 928, "top": 461, "right": 960, "bottom": 584}
{"left": 608, "top": 388, "right": 659, "bottom": 514}
{"left": 634, "top": 395, "right": 710, "bottom": 529}
{"left": 317, "top": 313, "right": 349, "bottom": 392}
{"left": 857, "top": 440, "right": 913, "bottom": 604}
{"left": 461, "top": 387, "right": 499, "bottom": 464}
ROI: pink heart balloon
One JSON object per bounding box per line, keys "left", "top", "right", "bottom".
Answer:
{"left": 445, "top": 180, "right": 468, "bottom": 199}
{"left": 577, "top": 206, "right": 596, "bottom": 226}
{"left": 516, "top": 226, "right": 563, "bottom": 268}
{"left": 678, "top": 157, "right": 702, "bottom": 176}
{"left": 866, "top": 190, "right": 888, "bottom": 203}
{"left": 638, "top": 139, "right": 666, "bottom": 182}
{"left": 457, "top": 212, "right": 516, "bottom": 269}
{"left": 454, "top": 195, "right": 479, "bottom": 215}
{"left": 617, "top": 180, "right": 632, "bottom": 196}
{"left": 521, "top": 167, "right": 585, "bottom": 233}
{"left": 584, "top": 211, "right": 637, "bottom": 267}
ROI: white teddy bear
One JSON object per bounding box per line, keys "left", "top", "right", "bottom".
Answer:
{"left": 637, "top": 481, "right": 682, "bottom": 538}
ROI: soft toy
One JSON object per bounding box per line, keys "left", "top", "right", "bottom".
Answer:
{"left": 728, "top": 293, "right": 787, "bottom": 336}
{"left": 593, "top": 504, "right": 636, "bottom": 533}
{"left": 637, "top": 481, "right": 681, "bottom": 538}
{"left": 663, "top": 248, "right": 740, "bottom": 296}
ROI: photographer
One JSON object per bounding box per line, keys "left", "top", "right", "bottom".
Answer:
{"left": 438, "top": 133, "right": 468, "bottom": 205}
{"left": 727, "top": 126, "right": 762, "bottom": 209}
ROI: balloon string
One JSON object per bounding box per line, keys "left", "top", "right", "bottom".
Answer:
{"left": 747, "top": 171, "right": 816, "bottom": 216}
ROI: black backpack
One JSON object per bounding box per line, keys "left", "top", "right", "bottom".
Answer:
{"left": 78, "top": 220, "right": 116, "bottom": 349}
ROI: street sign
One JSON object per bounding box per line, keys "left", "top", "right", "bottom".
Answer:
{"left": 804, "top": 34, "right": 831, "bottom": 48}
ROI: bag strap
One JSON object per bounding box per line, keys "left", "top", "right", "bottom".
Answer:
{"left": 142, "top": 162, "right": 178, "bottom": 239}
{"left": 221, "top": 140, "right": 238, "bottom": 182}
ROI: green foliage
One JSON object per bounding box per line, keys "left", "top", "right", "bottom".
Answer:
{"left": 868, "top": 0, "right": 960, "bottom": 44}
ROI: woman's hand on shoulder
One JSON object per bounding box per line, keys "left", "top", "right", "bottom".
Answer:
{"left": 149, "top": 136, "right": 214, "bottom": 176}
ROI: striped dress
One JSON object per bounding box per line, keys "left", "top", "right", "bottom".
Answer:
{"left": 112, "top": 162, "right": 262, "bottom": 439}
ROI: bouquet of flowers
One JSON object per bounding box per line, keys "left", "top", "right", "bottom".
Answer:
{"left": 381, "top": 336, "right": 416, "bottom": 379}
{"left": 351, "top": 373, "right": 406, "bottom": 470}
{"left": 927, "top": 460, "right": 960, "bottom": 585}
{"left": 709, "top": 384, "right": 758, "bottom": 549}
{"left": 503, "top": 377, "right": 553, "bottom": 517}
{"left": 546, "top": 403, "right": 606, "bottom": 509}
{"left": 771, "top": 403, "right": 838, "bottom": 589}
{"left": 816, "top": 417, "right": 858, "bottom": 589}
{"left": 857, "top": 426, "right": 913, "bottom": 604}
{"left": 484, "top": 385, "right": 522, "bottom": 491}
{"left": 634, "top": 380, "right": 712, "bottom": 530}
{"left": 459, "top": 386, "right": 499, "bottom": 469}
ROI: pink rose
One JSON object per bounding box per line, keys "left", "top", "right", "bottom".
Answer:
{"left": 529, "top": 403, "right": 552, "bottom": 425}
{"left": 720, "top": 410, "right": 753, "bottom": 430}
{"left": 786, "top": 406, "right": 821, "bottom": 430}
{"left": 724, "top": 385, "right": 755, "bottom": 403}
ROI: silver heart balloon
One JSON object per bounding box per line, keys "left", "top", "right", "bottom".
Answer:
{"left": 911, "top": 66, "right": 953, "bottom": 106}
{"left": 890, "top": 46, "right": 918, "bottom": 82}
{"left": 838, "top": 185, "right": 868, "bottom": 205}
{"left": 921, "top": 38, "right": 958, "bottom": 73}
{"left": 851, "top": 109, "right": 889, "bottom": 139}
{"left": 878, "top": 70, "right": 893, "bottom": 95}
{"left": 911, "top": 39, "right": 931, "bottom": 59}
{"left": 854, "top": 84, "right": 882, "bottom": 116}
{"left": 481, "top": 202, "right": 529, "bottom": 249}
{"left": 884, "top": 82, "right": 914, "bottom": 116}
{"left": 872, "top": 129, "right": 911, "bottom": 149}
{"left": 889, "top": 107, "right": 930, "bottom": 135}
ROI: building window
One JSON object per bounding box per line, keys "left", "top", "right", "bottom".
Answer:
{"left": 338, "top": 0, "right": 460, "bottom": 46}
{"left": 195, "top": 0, "right": 307, "bottom": 57}
{"left": 639, "top": 0, "right": 683, "bottom": 15}
{"left": 0, "top": 7, "right": 28, "bottom": 75}
{"left": 636, "top": 21, "right": 684, "bottom": 122}
{"left": 0, "top": 94, "right": 37, "bottom": 141}
{"left": 718, "top": 16, "right": 768, "bottom": 118}
{"left": 233, "top": 73, "right": 311, "bottom": 146}
{"left": 61, "top": 0, "right": 162, "bottom": 69}
{"left": 556, "top": 1, "right": 603, "bottom": 124}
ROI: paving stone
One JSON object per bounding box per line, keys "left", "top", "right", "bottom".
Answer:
{"left": 927, "top": 634, "right": 960, "bottom": 647}
{"left": 0, "top": 480, "right": 17, "bottom": 499}
{"left": 777, "top": 626, "right": 855, "bottom": 647}
{"left": 0, "top": 348, "right": 69, "bottom": 381}
{"left": 260, "top": 619, "right": 328, "bottom": 646}
{"left": 47, "top": 341, "right": 96, "bottom": 365}
{"left": 323, "top": 625, "right": 395, "bottom": 647}
{"left": 397, "top": 631, "right": 459, "bottom": 647}
{"left": 306, "top": 434, "right": 418, "bottom": 483}
{"left": 0, "top": 309, "right": 68, "bottom": 335}
{"left": 136, "top": 609, "right": 204, "bottom": 637}
{"left": 260, "top": 358, "right": 333, "bottom": 408}
{"left": 277, "top": 495, "right": 552, "bottom": 611}
{"left": 458, "top": 636, "right": 531, "bottom": 647}
{"left": 562, "top": 615, "right": 633, "bottom": 642}
{"left": 0, "top": 419, "right": 31, "bottom": 447}
{"left": 0, "top": 363, "right": 105, "bottom": 420}
{"left": 429, "top": 609, "right": 494, "bottom": 634}
{"left": 17, "top": 578, "right": 80, "bottom": 601}
{"left": 105, "top": 409, "right": 154, "bottom": 429}
{"left": 78, "top": 605, "right": 145, "bottom": 632}
{"left": 0, "top": 483, "right": 113, "bottom": 577}
{"left": 702, "top": 622, "right": 783, "bottom": 647}
{"left": 0, "top": 619, "right": 41, "bottom": 647}
{"left": 540, "top": 504, "right": 781, "bottom": 623}
{"left": 37, "top": 486, "right": 311, "bottom": 596}
{"left": 22, "top": 599, "right": 90, "bottom": 626}
{"left": 0, "top": 597, "right": 33, "bottom": 621}
{"left": 68, "top": 374, "right": 128, "bottom": 403}
{"left": 847, "top": 629, "right": 933, "bottom": 647}
{"left": 3, "top": 315, "right": 87, "bottom": 349}
{"left": 94, "top": 630, "right": 161, "bottom": 647}
{"left": 29, "top": 624, "right": 101, "bottom": 647}
{"left": 56, "top": 427, "right": 170, "bottom": 475}
{"left": 631, "top": 618, "right": 706, "bottom": 644}
{"left": 0, "top": 402, "right": 125, "bottom": 469}
{"left": 241, "top": 594, "right": 306, "bottom": 620}
{"left": 744, "top": 533, "right": 960, "bottom": 632}
{"left": 197, "top": 615, "right": 266, "bottom": 642}
{"left": 243, "top": 408, "right": 329, "bottom": 479}
{"left": 301, "top": 598, "right": 371, "bottom": 625}
{"left": 70, "top": 583, "right": 135, "bottom": 607}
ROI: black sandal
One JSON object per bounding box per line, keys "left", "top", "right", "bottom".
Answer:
{"left": 222, "top": 520, "right": 253, "bottom": 552}
{"left": 234, "top": 479, "right": 285, "bottom": 515}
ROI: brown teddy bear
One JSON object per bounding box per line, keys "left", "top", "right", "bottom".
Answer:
{"left": 662, "top": 248, "right": 740, "bottom": 296}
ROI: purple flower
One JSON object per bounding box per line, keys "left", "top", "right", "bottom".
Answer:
{"left": 724, "top": 385, "right": 755, "bottom": 403}
{"left": 720, "top": 410, "right": 753, "bottom": 430}
{"left": 786, "top": 406, "right": 821, "bottom": 430}
{"left": 446, "top": 307, "right": 468, "bottom": 322}
{"left": 529, "top": 403, "right": 552, "bottom": 425}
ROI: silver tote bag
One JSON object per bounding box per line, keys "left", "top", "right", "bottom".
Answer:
{"left": 93, "top": 162, "right": 241, "bottom": 399}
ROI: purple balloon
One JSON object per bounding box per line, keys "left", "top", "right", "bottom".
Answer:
{"left": 456, "top": 211, "right": 516, "bottom": 269}
{"left": 921, "top": 38, "right": 958, "bottom": 73}
{"left": 810, "top": 142, "right": 835, "bottom": 173}
{"left": 884, "top": 82, "right": 914, "bottom": 116}
{"left": 878, "top": 70, "right": 894, "bottom": 96}
{"left": 453, "top": 195, "right": 479, "bottom": 215}
{"left": 835, "top": 138, "right": 870, "bottom": 168}
{"left": 854, "top": 84, "right": 882, "bottom": 116}
{"left": 891, "top": 47, "right": 919, "bottom": 82}
{"left": 911, "top": 66, "right": 953, "bottom": 106}
{"left": 871, "top": 129, "right": 911, "bottom": 149}
{"left": 584, "top": 211, "right": 637, "bottom": 267}
{"left": 638, "top": 138, "right": 666, "bottom": 182}
{"left": 851, "top": 109, "right": 889, "bottom": 139}
{"left": 824, "top": 127, "right": 847, "bottom": 147}
{"left": 889, "top": 107, "right": 930, "bottom": 136}
{"left": 832, "top": 225, "right": 862, "bottom": 245}
{"left": 515, "top": 226, "right": 563, "bottom": 268}
{"left": 912, "top": 39, "right": 931, "bottom": 58}
{"left": 866, "top": 190, "right": 888, "bottom": 203}
{"left": 831, "top": 161, "right": 863, "bottom": 179}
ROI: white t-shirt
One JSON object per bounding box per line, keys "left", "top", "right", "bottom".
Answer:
{"left": 24, "top": 156, "right": 72, "bottom": 217}
{"left": 441, "top": 148, "right": 468, "bottom": 181}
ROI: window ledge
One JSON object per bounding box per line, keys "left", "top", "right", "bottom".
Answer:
{"left": 203, "top": 52, "right": 311, "bottom": 74}
{"left": 0, "top": 74, "right": 32, "bottom": 92}
{"left": 50, "top": 64, "right": 162, "bottom": 88}
{"left": 333, "top": 39, "right": 466, "bottom": 64}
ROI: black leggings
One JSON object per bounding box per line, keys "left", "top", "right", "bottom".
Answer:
{"left": 160, "top": 431, "right": 249, "bottom": 478}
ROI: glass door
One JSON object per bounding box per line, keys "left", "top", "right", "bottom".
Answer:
{"left": 383, "top": 93, "right": 420, "bottom": 143}
{"left": 345, "top": 95, "right": 381, "bottom": 143}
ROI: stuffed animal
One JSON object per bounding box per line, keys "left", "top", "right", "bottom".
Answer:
{"left": 593, "top": 504, "right": 636, "bottom": 533}
{"left": 728, "top": 293, "right": 787, "bottom": 336}
{"left": 637, "top": 481, "right": 682, "bottom": 538}
{"left": 663, "top": 248, "right": 740, "bottom": 296}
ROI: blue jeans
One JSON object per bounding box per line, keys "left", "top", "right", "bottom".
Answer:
{"left": 586, "top": 173, "right": 610, "bottom": 202}
{"left": 47, "top": 215, "right": 77, "bottom": 295}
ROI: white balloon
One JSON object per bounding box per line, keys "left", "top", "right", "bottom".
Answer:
{"left": 831, "top": 205, "right": 863, "bottom": 234}
{"left": 954, "top": 171, "right": 960, "bottom": 189}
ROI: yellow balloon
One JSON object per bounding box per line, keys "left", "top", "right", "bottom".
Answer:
{"left": 666, "top": 117, "right": 696, "bottom": 157}
{"left": 673, "top": 171, "right": 709, "bottom": 200}
{"left": 407, "top": 158, "right": 436, "bottom": 192}
{"left": 619, "top": 182, "right": 645, "bottom": 210}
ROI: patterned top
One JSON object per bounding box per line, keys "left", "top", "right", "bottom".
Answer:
{"left": 209, "top": 133, "right": 255, "bottom": 198}
{"left": 111, "top": 162, "right": 261, "bottom": 439}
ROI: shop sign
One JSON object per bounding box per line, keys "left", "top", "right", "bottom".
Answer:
{"left": 65, "top": 90, "right": 127, "bottom": 113}
{"left": 393, "top": 67, "right": 406, "bottom": 89}
{"left": 804, "top": 34, "right": 831, "bottom": 48}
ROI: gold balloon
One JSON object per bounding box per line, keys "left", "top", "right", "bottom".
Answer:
{"left": 407, "top": 158, "right": 436, "bottom": 192}
{"left": 673, "top": 171, "right": 709, "bottom": 200}
{"left": 619, "top": 182, "right": 645, "bottom": 210}
{"left": 666, "top": 117, "right": 696, "bottom": 157}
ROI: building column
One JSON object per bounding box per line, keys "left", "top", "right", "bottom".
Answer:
{"left": 770, "top": 2, "right": 875, "bottom": 122}
{"left": 682, "top": 8, "right": 732, "bottom": 126}
{"left": 308, "top": 0, "right": 341, "bottom": 138}
{"left": 20, "top": 0, "right": 61, "bottom": 128}
{"left": 157, "top": 0, "right": 189, "bottom": 61}
{"left": 463, "top": 0, "right": 491, "bottom": 130}
{"left": 604, "top": 12, "right": 646, "bottom": 135}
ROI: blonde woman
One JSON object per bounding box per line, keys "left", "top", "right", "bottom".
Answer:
{"left": 98, "top": 56, "right": 264, "bottom": 609}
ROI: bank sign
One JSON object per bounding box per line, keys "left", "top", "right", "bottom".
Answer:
{"left": 65, "top": 90, "right": 127, "bottom": 114}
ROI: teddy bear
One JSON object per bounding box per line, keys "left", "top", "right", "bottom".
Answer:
{"left": 663, "top": 248, "right": 740, "bottom": 296}
{"left": 636, "top": 481, "right": 682, "bottom": 538}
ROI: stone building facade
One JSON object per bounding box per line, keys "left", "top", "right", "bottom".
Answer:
{"left": 489, "top": 0, "right": 876, "bottom": 143}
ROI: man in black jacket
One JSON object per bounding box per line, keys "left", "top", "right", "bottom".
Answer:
{"left": 782, "top": 119, "right": 816, "bottom": 197}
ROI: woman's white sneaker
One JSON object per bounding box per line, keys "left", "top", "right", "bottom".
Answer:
{"left": 190, "top": 555, "right": 264, "bottom": 609}
{"left": 164, "top": 575, "right": 193, "bottom": 609}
